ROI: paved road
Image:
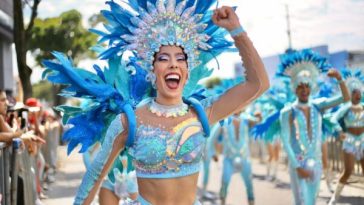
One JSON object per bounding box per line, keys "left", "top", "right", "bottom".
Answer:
{"left": 42, "top": 146, "right": 364, "bottom": 205}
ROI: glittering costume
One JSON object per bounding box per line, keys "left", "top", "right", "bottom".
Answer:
{"left": 43, "top": 0, "right": 269, "bottom": 204}
{"left": 277, "top": 49, "right": 346, "bottom": 205}
{"left": 331, "top": 69, "right": 364, "bottom": 160}
{"left": 220, "top": 114, "right": 255, "bottom": 204}
{"left": 328, "top": 69, "right": 364, "bottom": 205}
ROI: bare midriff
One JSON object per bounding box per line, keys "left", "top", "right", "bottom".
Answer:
{"left": 137, "top": 173, "right": 199, "bottom": 205}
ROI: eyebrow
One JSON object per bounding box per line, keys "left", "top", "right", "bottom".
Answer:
{"left": 156, "top": 52, "right": 185, "bottom": 57}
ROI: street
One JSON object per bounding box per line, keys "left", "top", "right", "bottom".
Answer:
{"left": 42, "top": 146, "right": 364, "bottom": 205}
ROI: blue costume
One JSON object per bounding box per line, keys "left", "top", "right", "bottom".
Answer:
{"left": 220, "top": 114, "right": 255, "bottom": 205}
{"left": 280, "top": 97, "right": 342, "bottom": 205}
{"left": 328, "top": 68, "right": 364, "bottom": 205}
{"left": 277, "top": 49, "right": 347, "bottom": 205}
{"left": 331, "top": 69, "right": 364, "bottom": 160}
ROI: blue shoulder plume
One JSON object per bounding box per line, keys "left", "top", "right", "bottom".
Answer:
{"left": 42, "top": 52, "right": 150, "bottom": 154}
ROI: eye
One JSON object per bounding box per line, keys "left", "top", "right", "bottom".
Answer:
{"left": 157, "top": 54, "right": 169, "bottom": 61}
{"left": 176, "top": 54, "right": 186, "bottom": 61}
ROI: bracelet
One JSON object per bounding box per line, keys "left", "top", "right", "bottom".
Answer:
{"left": 229, "top": 26, "right": 245, "bottom": 37}
{"left": 338, "top": 79, "right": 344, "bottom": 83}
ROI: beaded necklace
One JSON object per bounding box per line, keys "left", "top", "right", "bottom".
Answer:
{"left": 293, "top": 101, "right": 321, "bottom": 156}
{"left": 148, "top": 99, "right": 189, "bottom": 118}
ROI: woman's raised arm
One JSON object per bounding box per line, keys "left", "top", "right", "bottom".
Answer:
{"left": 206, "top": 6, "right": 270, "bottom": 124}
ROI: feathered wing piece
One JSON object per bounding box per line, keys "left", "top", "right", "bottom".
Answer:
{"left": 42, "top": 52, "right": 151, "bottom": 154}
{"left": 249, "top": 80, "right": 290, "bottom": 142}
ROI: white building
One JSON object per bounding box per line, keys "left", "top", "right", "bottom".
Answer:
{"left": 0, "top": 0, "right": 14, "bottom": 93}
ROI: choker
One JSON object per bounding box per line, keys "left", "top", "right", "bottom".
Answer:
{"left": 297, "top": 100, "right": 310, "bottom": 107}
{"left": 352, "top": 103, "right": 363, "bottom": 109}
{"left": 149, "top": 100, "right": 189, "bottom": 118}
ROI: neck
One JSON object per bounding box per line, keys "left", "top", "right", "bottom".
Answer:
{"left": 351, "top": 102, "right": 362, "bottom": 109}
{"left": 155, "top": 95, "right": 183, "bottom": 106}
{"left": 297, "top": 99, "right": 309, "bottom": 106}
{"left": 351, "top": 100, "right": 360, "bottom": 105}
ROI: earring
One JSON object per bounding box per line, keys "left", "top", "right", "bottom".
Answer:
{"left": 146, "top": 72, "right": 157, "bottom": 89}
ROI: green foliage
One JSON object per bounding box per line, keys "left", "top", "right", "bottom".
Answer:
{"left": 28, "top": 9, "right": 97, "bottom": 65}
{"left": 204, "top": 77, "right": 222, "bottom": 89}
{"left": 88, "top": 13, "right": 106, "bottom": 28}
{"left": 32, "top": 80, "right": 53, "bottom": 103}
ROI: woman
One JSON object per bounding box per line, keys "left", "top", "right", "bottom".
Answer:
{"left": 329, "top": 69, "right": 364, "bottom": 204}
{"left": 44, "top": 1, "right": 269, "bottom": 204}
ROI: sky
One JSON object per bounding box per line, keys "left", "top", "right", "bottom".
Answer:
{"left": 17, "top": 0, "right": 364, "bottom": 83}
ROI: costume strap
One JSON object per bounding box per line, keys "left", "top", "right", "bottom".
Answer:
{"left": 123, "top": 103, "right": 136, "bottom": 147}
{"left": 183, "top": 97, "right": 210, "bottom": 137}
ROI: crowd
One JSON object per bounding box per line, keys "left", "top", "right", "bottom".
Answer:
{"left": 0, "top": 88, "right": 62, "bottom": 205}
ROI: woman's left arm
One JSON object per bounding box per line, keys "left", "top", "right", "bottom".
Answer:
{"left": 207, "top": 6, "right": 270, "bottom": 124}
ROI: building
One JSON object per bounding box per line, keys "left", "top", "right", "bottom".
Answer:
{"left": 0, "top": 0, "right": 14, "bottom": 92}
{"left": 235, "top": 45, "right": 364, "bottom": 80}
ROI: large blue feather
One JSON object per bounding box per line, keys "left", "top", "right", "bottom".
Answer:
{"left": 250, "top": 110, "right": 281, "bottom": 141}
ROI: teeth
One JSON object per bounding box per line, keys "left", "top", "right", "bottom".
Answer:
{"left": 165, "top": 74, "right": 180, "bottom": 80}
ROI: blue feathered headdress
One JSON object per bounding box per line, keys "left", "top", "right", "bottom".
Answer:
{"left": 276, "top": 49, "right": 331, "bottom": 92}
{"left": 91, "top": 0, "right": 235, "bottom": 83}
{"left": 340, "top": 68, "right": 364, "bottom": 93}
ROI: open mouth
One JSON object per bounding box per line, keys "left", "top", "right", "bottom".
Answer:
{"left": 164, "top": 73, "right": 181, "bottom": 90}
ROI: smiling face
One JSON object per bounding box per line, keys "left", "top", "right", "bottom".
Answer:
{"left": 153, "top": 45, "right": 188, "bottom": 105}
{"left": 295, "top": 83, "right": 311, "bottom": 103}
{"left": 351, "top": 89, "right": 362, "bottom": 105}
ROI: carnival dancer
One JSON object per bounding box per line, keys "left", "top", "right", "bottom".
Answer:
{"left": 328, "top": 68, "right": 364, "bottom": 205}
{"left": 278, "top": 50, "right": 350, "bottom": 205}
{"left": 43, "top": 1, "right": 270, "bottom": 204}
{"left": 219, "top": 111, "right": 260, "bottom": 205}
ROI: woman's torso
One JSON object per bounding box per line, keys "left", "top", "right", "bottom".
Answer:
{"left": 128, "top": 105, "right": 207, "bottom": 203}
{"left": 345, "top": 105, "right": 364, "bottom": 135}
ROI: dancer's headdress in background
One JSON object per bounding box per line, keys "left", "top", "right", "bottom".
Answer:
{"left": 276, "top": 49, "right": 331, "bottom": 92}
{"left": 341, "top": 68, "right": 364, "bottom": 93}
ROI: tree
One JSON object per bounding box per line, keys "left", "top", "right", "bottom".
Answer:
{"left": 205, "top": 77, "right": 222, "bottom": 89}
{"left": 13, "top": 0, "right": 41, "bottom": 101}
{"left": 28, "top": 10, "right": 97, "bottom": 65}
{"left": 32, "top": 80, "right": 53, "bottom": 103}
{"left": 29, "top": 10, "right": 98, "bottom": 106}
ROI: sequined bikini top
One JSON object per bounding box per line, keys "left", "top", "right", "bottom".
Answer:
{"left": 344, "top": 105, "right": 364, "bottom": 128}
{"left": 128, "top": 116, "right": 206, "bottom": 178}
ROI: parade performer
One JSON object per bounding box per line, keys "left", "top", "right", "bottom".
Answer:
{"left": 43, "top": 0, "right": 270, "bottom": 204}
{"left": 328, "top": 68, "right": 364, "bottom": 205}
{"left": 219, "top": 110, "right": 259, "bottom": 205}
{"left": 278, "top": 49, "right": 350, "bottom": 205}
